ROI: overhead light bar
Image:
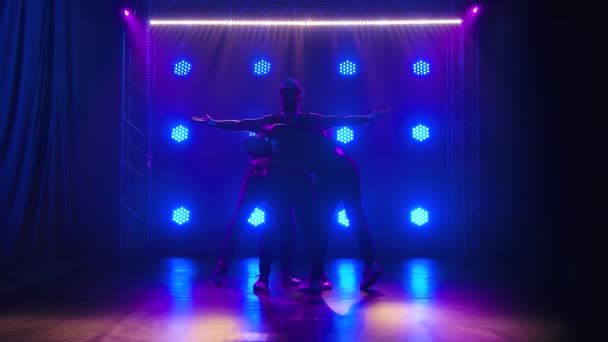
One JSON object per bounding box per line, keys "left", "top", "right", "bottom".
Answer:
{"left": 149, "top": 19, "right": 462, "bottom": 27}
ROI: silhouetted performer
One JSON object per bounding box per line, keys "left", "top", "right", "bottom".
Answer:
{"left": 245, "top": 129, "right": 383, "bottom": 290}
{"left": 335, "top": 150, "right": 383, "bottom": 289}
{"left": 209, "top": 149, "right": 301, "bottom": 287}
{"left": 193, "top": 78, "right": 386, "bottom": 293}
{"left": 257, "top": 122, "right": 339, "bottom": 294}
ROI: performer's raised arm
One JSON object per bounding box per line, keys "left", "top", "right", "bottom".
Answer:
{"left": 192, "top": 114, "right": 276, "bottom": 132}
{"left": 308, "top": 107, "right": 390, "bottom": 130}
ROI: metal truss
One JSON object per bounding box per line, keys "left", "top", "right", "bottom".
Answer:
{"left": 120, "top": 1, "right": 152, "bottom": 255}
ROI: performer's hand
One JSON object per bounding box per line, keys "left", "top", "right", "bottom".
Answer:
{"left": 370, "top": 106, "right": 391, "bottom": 120}
{"left": 192, "top": 114, "right": 217, "bottom": 126}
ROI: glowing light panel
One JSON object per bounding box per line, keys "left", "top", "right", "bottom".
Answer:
{"left": 413, "top": 60, "right": 430, "bottom": 76}
{"left": 336, "top": 127, "right": 354, "bottom": 144}
{"left": 171, "top": 125, "right": 189, "bottom": 142}
{"left": 339, "top": 60, "right": 357, "bottom": 76}
{"left": 248, "top": 208, "right": 265, "bottom": 226}
{"left": 412, "top": 124, "right": 430, "bottom": 142}
{"left": 174, "top": 60, "right": 192, "bottom": 76}
{"left": 172, "top": 207, "right": 190, "bottom": 225}
{"left": 337, "top": 210, "right": 350, "bottom": 227}
{"left": 253, "top": 59, "right": 271, "bottom": 75}
{"left": 410, "top": 208, "right": 429, "bottom": 226}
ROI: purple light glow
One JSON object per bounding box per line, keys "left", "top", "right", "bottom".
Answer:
{"left": 472, "top": 6, "right": 479, "bottom": 14}
{"left": 124, "top": 9, "right": 131, "bottom": 17}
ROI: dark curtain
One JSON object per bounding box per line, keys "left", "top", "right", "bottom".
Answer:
{"left": 1, "top": 0, "right": 123, "bottom": 261}
{"left": 0, "top": 0, "right": 77, "bottom": 260}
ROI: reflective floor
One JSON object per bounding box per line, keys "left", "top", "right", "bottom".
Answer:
{"left": 0, "top": 258, "right": 571, "bottom": 341}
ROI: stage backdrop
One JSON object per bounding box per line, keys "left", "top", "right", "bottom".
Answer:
{"left": 149, "top": 25, "right": 460, "bottom": 259}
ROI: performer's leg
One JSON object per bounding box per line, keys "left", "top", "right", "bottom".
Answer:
{"left": 254, "top": 164, "right": 290, "bottom": 292}
{"left": 279, "top": 209, "right": 296, "bottom": 272}
{"left": 343, "top": 198, "right": 376, "bottom": 265}
{"left": 338, "top": 155, "right": 382, "bottom": 289}
{"left": 297, "top": 180, "right": 338, "bottom": 294}
{"left": 215, "top": 166, "right": 262, "bottom": 281}
{"left": 278, "top": 208, "right": 301, "bottom": 285}
{"left": 255, "top": 217, "right": 279, "bottom": 292}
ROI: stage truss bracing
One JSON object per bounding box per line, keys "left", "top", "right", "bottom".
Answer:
{"left": 120, "top": 1, "right": 153, "bottom": 255}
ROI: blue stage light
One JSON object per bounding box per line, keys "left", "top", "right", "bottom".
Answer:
{"left": 174, "top": 60, "right": 192, "bottom": 76}
{"left": 339, "top": 60, "right": 357, "bottom": 76}
{"left": 337, "top": 209, "right": 350, "bottom": 227}
{"left": 412, "top": 124, "right": 430, "bottom": 142}
{"left": 410, "top": 208, "right": 429, "bottom": 226}
{"left": 336, "top": 127, "right": 354, "bottom": 144}
{"left": 253, "top": 59, "right": 271, "bottom": 75}
{"left": 172, "top": 207, "right": 190, "bottom": 225}
{"left": 171, "top": 125, "right": 189, "bottom": 142}
{"left": 412, "top": 60, "right": 430, "bottom": 76}
{"left": 248, "top": 207, "right": 265, "bottom": 226}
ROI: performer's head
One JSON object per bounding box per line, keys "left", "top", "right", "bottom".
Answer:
{"left": 278, "top": 78, "right": 302, "bottom": 114}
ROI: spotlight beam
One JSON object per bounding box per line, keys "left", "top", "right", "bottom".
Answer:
{"left": 149, "top": 19, "right": 462, "bottom": 27}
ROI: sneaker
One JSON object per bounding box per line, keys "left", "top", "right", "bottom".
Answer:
{"left": 359, "top": 262, "right": 382, "bottom": 290}
{"left": 298, "top": 280, "right": 323, "bottom": 295}
{"left": 321, "top": 274, "right": 333, "bottom": 291}
{"left": 253, "top": 275, "right": 269, "bottom": 293}
{"left": 213, "top": 261, "right": 227, "bottom": 286}
{"left": 280, "top": 271, "right": 301, "bottom": 286}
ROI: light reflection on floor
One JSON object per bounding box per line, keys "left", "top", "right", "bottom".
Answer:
{"left": 0, "top": 257, "right": 570, "bottom": 342}
{"left": 167, "top": 258, "right": 195, "bottom": 313}
{"left": 406, "top": 258, "right": 435, "bottom": 304}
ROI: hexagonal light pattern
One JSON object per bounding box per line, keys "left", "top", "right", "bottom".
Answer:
{"left": 412, "top": 60, "right": 430, "bottom": 76}
{"left": 337, "top": 209, "right": 350, "bottom": 227}
{"left": 171, "top": 125, "right": 189, "bottom": 142}
{"left": 253, "top": 59, "right": 271, "bottom": 75}
{"left": 172, "top": 207, "right": 190, "bottom": 225}
{"left": 339, "top": 60, "right": 357, "bottom": 76}
{"left": 336, "top": 127, "right": 354, "bottom": 144}
{"left": 410, "top": 208, "right": 429, "bottom": 226}
{"left": 412, "top": 124, "right": 430, "bottom": 142}
{"left": 248, "top": 207, "right": 265, "bottom": 226}
{"left": 174, "top": 60, "right": 192, "bottom": 76}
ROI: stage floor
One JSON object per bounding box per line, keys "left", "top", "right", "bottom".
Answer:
{"left": 0, "top": 257, "right": 572, "bottom": 341}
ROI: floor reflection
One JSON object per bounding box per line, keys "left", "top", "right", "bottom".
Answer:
{"left": 167, "top": 258, "right": 196, "bottom": 313}
{"left": 335, "top": 258, "right": 357, "bottom": 295}
{"left": 0, "top": 257, "right": 570, "bottom": 341}
{"left": 405, "top": 258, "right": 436, "bottom": 303}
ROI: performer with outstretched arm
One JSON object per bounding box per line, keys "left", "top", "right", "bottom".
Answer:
{"left": 194, "top": 78, "right": 387, "bottom": 293}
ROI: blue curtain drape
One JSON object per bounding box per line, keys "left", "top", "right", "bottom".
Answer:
{"left": 1, "top": 0, "right": 77, "bottom": 259}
